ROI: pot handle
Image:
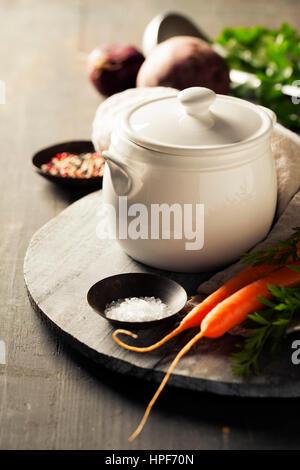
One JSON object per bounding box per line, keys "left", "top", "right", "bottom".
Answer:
{"left": 102, "top": 151, "right": 132, "bottom": 196}
{"left": 178, "top": 87, "right": 216, "bottom": 127}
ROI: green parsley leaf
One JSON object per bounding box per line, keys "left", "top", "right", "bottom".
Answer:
{"left": 214, "top": 23, "right": 300, "bottom": 130}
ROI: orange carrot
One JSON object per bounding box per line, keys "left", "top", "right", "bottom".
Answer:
{"left": 128, "top": 261, "right": 300, "bottom": 441}
{"left": 113, "top": 263, "right": 281, "bottom": 352}
{"left": 128, "top": 329, "right": 204, "bottom": 442}
{"left": 114, "top": 239, "right": 300, "bottom": 352}
{"left": 201, "top": 260, "right": 300, "bottom": 338}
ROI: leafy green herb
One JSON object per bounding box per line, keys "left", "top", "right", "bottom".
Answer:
{"left": 230, "top": 283, "right": 300, "bottom": 377}
{"left": 214, "top": 23, "right": 300, "bottom": 130}
{"left": 241, "top": 227, "right": 300, "bottom": 266}
{"left": 230, "top": 229, "right": 300, "bottom": 377}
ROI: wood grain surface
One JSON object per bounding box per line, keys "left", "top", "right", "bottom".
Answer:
{"left": 1, "top": 0, "right": 300, "bottom": 450}
{"left": 24, "top": 191, "right": 300, "bottom": 398}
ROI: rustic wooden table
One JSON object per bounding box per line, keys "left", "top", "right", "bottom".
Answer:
{"left": 1, "top": 0, "right": 300, "bottom": 450}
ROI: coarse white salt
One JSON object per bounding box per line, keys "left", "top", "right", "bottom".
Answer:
{"left": 104, "top": 296, "right": 171, "bottom": 322}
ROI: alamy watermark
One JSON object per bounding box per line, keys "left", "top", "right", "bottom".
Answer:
{"left": 291, "top": 340, "right": 300, "bottom": 365}
{"left": 0, "top": 80, "right": 5, "bottom": 104}
{"left": 96, "top": 197, "right": 204, "bottom": 251}
{"left": 0, "top": 340, "right": 6, "bottom": 365}
{"left": 291, "top": 80, "right": 300, "bottom": 105}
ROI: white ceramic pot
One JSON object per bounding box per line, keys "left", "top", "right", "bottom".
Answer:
{"left": 102, "top": 87, "right": 277, "bottom": 272}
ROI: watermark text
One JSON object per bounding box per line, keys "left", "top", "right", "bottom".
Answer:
{"left": 0, "top": 340, "right": 6, "bottom": 365}
{"left": 0, "top": 80, "right": 5, "bottom": 104}
{"left": 97, "top": 197, "right": 204, "bottom": 251}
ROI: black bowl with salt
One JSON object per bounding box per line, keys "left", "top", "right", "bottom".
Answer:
{"left": 87, "top": 273, "right": 187, "bottom": 329}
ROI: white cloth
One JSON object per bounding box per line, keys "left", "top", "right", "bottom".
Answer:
{"left": 198, "top": 123, "right": 300, "bottom": 295}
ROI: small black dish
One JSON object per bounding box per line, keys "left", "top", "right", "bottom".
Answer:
{"left": 32, "top": 140, "right": 103, "bottom": 189}
{"left": 87, "top": 273, "right": 188, "bottom": 329}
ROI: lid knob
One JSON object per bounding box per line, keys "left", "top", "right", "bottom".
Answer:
{"left": 178, "top": 87, "right": 216, "bottom": 127}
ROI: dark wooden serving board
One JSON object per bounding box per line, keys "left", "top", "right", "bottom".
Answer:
{"left": 24, "top": 190, "right": 300, "bottom": 397}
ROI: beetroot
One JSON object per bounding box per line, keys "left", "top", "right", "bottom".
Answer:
{"left": 136, "top": 36, "right": 230, "bottom": 94}
{"left": 87, "top": 44, "right": 145, "bottom": 97}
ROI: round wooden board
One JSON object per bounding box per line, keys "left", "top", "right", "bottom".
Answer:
{"left": 24, "top": 190, "right": 300, "bottom": 397}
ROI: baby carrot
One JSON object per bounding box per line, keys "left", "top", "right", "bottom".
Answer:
{"left": 128, "top": 261, "right": 300, "bottom": 441}
{"left": 114, "top": 239, "right": 300, "bottom": 352}
{"left": 128, "top": 329, "right": 204, "bottom": 442}
{"left": 201, "top": 260, "right": 300, "bottom": 338}
{"left": 113, "top": 262, "right": 281, "bottom": 352}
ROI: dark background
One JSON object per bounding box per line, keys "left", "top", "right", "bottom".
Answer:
{"left": 0, "top": 0, "right": 299, "bottom": 450}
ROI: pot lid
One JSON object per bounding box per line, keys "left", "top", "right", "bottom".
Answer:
{"left": 121, "top": 87, "right": 273, "bottom": 155}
